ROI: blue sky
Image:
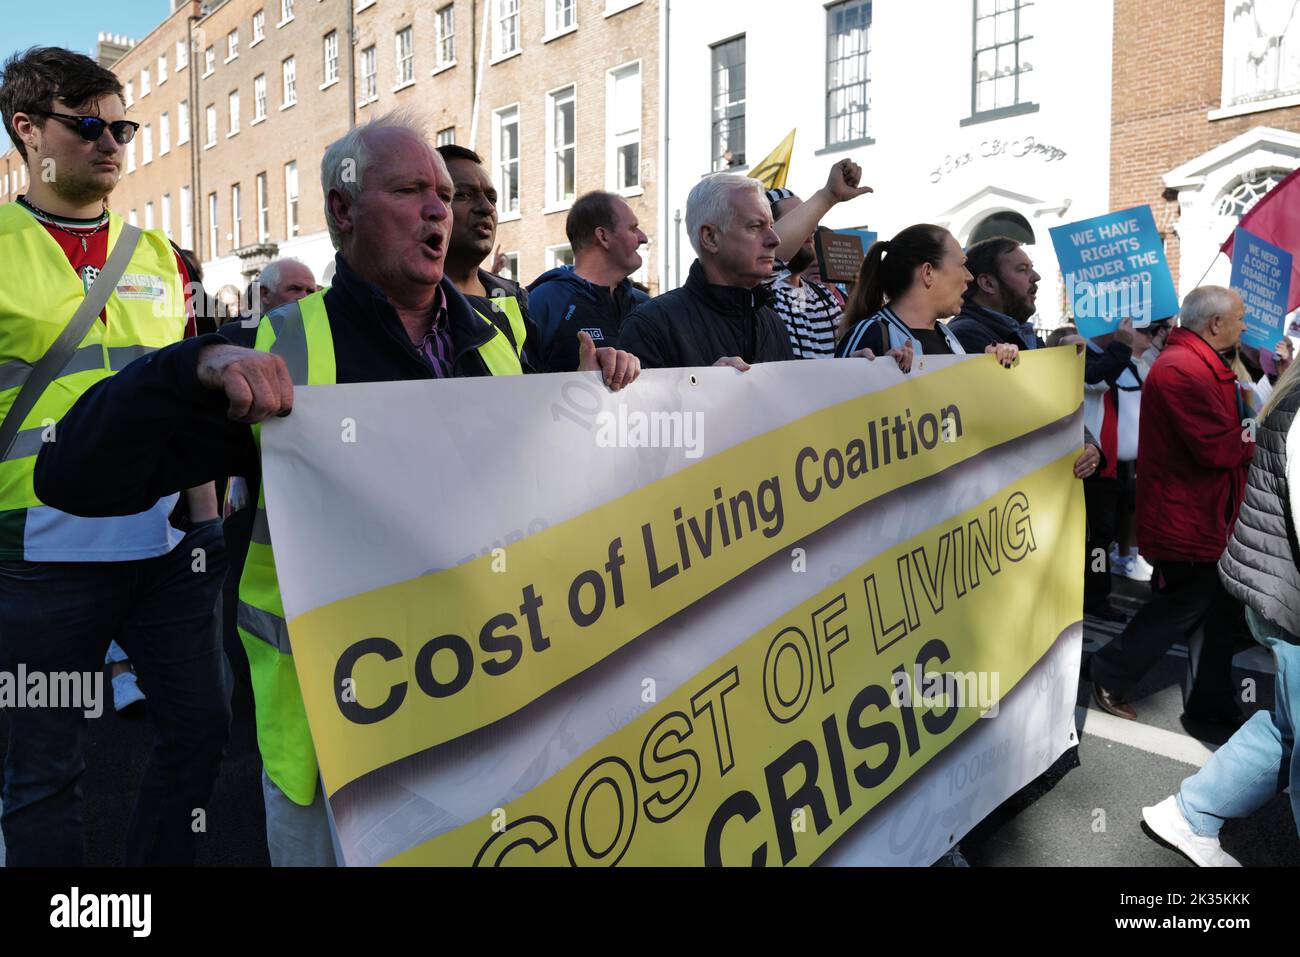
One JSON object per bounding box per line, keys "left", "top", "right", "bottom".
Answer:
{"left": 1, "top": 0, "right": 172, "bottom": 65}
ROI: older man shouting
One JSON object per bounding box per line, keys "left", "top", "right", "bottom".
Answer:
{"left": 35, "top": 112, "right": 640, "bottom": 865}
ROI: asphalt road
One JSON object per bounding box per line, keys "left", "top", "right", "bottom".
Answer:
{"left": 0, "top": 574, "right": 1295, "bottom": 867}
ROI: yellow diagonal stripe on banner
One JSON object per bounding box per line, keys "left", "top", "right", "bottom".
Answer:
{"left": 290, "top": 349, "right": 1083, "bottom": 795}
{"left": 386, "top": 454, "right": 1083, "bottom": 865}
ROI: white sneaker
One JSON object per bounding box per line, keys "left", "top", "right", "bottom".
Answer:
{"left": 112, "top": 671, "right": 146, "bottom": 714}
{"left": 1127, "top": 553, "right": 1154, "bottom": 582}
{"left": 1142, "top": 796, "right": 1241, "bottom": 867}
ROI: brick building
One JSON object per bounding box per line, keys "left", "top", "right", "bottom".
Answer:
{"left": 354, "top": 0, "right": 657, "bottom": 288}
{"left": 108, "top": 5, "right": 199, "bottom": 258}
{"left": 107, "top": 0, "right": 355, "bottom": 294}
{"left": 74, "top": 0, "right": 658, "bottom": 296}
{"left": 1111, "top": 0, "right": 1300, "bottom": 299}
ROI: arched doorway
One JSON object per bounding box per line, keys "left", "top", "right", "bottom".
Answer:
{"left": 968, "top": 210, "right": 1035, "bottom": 246}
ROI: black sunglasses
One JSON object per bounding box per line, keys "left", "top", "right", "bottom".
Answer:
{"left": 33, "top": 111, "right": 139, "bottom": 145}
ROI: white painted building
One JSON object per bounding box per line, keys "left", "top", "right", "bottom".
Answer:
{"left": 658, "top": 0, "right": 1114, "bottom": 331}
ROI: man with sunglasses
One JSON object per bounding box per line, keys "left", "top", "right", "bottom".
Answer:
{"left": 0, "top": 47, "right": 229, "bottom": 865}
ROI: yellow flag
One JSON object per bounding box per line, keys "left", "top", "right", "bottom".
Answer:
{"left": 749, "top": 129, "right": 796, "bottom": 189}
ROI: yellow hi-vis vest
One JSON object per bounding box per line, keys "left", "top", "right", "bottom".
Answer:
{"left": 241, "top": 288, "right": 526, "bottom": 805}
{"left": 0, "top": 203, "right": 186, "bottom": 557}
{"left": 475, "top": 294, "right": 528, "bottom": 361}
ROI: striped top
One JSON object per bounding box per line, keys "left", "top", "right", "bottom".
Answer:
{"left": 763, "top": 265, "right": 843, "bottom": 359}
{"left": 418, "top": 287, "right": 455, "bottom": 378}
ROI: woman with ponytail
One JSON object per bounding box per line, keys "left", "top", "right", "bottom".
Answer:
{"left": 834, "top": 224, "right": 1019, "bottom": 369}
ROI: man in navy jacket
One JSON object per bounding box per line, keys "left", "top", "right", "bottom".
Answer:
{"left": 530, "top": 191, "right": 649, "bottom": 372}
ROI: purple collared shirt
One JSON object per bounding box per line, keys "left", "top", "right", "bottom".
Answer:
{"left": 418, "top": 287, "right": 456, "bottom": 378}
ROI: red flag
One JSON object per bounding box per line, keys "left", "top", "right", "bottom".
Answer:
{"left": 1221, "top": 166, "right": 1300, "bottom": 314}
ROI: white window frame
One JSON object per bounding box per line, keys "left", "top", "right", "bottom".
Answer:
{"left": 226, "top": 28, "right": 239, "bottom": 63}
{"left": 606, "top": 61, "right": 642, "bottom": 195}
{"left": 176, "top": 39, "right": 188, "bottom": 71}
{"left": 604, "top": 0, "right": 644, "bottom": 15}
{"left": 157, "top": 54, "right": 168, "bottom": 85}
{"left": 493, "top": 104, "right": 521, "bottom": 220}
{"left": 159, "top": 112, "right": 170, "bottom": 155}
{"left": 129, "top": 209, "right": 138, "bottom": 227}
{"left": 228, "top": 90, "right": 241, "bottom": 136}
{"left": 279, "top": 0, "right": 295, "bottom": 27}
{"left": 285, "top": 160, "right": 300, "bottom": 237}
{"left": 125, "top": 81, "right": 134, "bottom": 107}
{"left": 231, "top": 183, "right": 242, "bottom": 249}
{"left": 208, "top": 192, "right": 219, "bottom": 259}
{"left": 253, "top": 75, "right": 268, "bottom": 123}
{"left": 359, "top": 45, "right": 378, "bottom": 104}
{"left": 435, "top": 4, "right": 457, "bottom": 71}
{"left": 545, "top": 0, "right": 578, "bottom": 41}
{"left": 145, "top": 200, "right": 154, "bottom": 230}
{"left": 545, "top": 84, "right": 577, "bottom": 211}
{"left": 256, "top": 172, "right": 269, "bottom": 243}
{"left": 546, "top": 243, "right": 574, "bottom": 269}
{"left": 436, "top": 126, "right": 456, "bottom": 146}
{"left": 500, "top": 251, "right": 520, "bottom": 282}
{"left": 204, "top": 46, "right": 215, "bottom": 77}
{"left": 1212, "top": 0, "right": 1300, "bottom": 120}
{"left": 142, "top": 124, "right": 153, "bottom": 164}
{"left": 180, "top": 185, "right": 192, "bottom": 249}
{"left": 127, "top": 138, "right": 136, "bottom": 172}
{"left": 141, "top": 68, "right": 151, "bottom": 97}
{"left": 394, "top": 26, "right": 415, "bottom": 90}
{"left": 205, "top": 104, "right": 218, "bottom": 149}
{"left": 493, "top": 0, "right": 521, "bottom": 62}
{"left": 162, "top": 193, "right": 173, "bottom": 240}
{"left": 323, "top": 31, "right": 340, "bottom": 87}
{"left": 282, "top": 57, "right": 297, "bottom": 108}
{"left": 178, "top": 99, "right": 190, "bottom": 144}
{"left": 252, "top": 8, "right": 266, "bottom": 45}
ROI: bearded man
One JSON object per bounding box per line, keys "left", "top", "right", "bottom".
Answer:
{"left": 949, "top": 236, "right": 1045, "bottom": 351}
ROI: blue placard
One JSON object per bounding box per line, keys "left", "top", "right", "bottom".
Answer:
{"left": 842, "top": 227, "right": 879, "bottom": 252}
{"left": 1048, "top": 205, "right": 1179, "bottom": 338}
{"left": 1229, "top": 227, "right": 1294, "bottom": 351}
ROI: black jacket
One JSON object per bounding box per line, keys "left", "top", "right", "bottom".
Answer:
{"left": 948, "top": 301, "right": 1045, "bottom": 353}
{"left": 619, "top": 260, "right": 795, "bottom": 369}
{"left": 1084, "top": 338, "right": 1136, "bottom": 387}
{"left": 527, "top": 266, "right": 649, "bottom": 372}
{"left": 34, "top": 254, "right": 519, "bottom": 518}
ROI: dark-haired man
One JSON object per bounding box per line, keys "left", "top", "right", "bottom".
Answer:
{"left": 949, "top": 236, "right": 1045, "bottom": 352}
{"left": 528, "top": 190, "right": 649, "bottom": 372}
{"left": 760, "top": 189, "right": 845, "bottom": 358}
{"left": 436, "top": 144, "right": 540, "bottom": 368}
{"left": 0, "top": 46, "right": 228, "bottom": 865}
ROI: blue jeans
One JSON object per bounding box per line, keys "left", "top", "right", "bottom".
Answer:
{"left": 0, "top": 521, "right": 231, "bottom": 865}
{"left": 1178, "top": 606, "right": 1299, "bottom": 838}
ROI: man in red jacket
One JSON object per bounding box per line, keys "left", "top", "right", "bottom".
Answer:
{"left": 1091, "top": 286, "right": 1253, "bottom": 726}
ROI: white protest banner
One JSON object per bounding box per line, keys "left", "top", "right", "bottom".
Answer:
{"left": 260, "top": 349, "right": 1085, "bottom": 865}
